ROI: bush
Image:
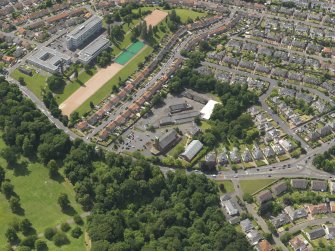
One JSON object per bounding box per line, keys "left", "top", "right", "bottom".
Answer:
{"left": 20, "top": 235, "right": 37, "bottom": 248}
{"left": 44, "top": 227, "right": 56, "bottom": 240}
{"left": 53, "top": 232, "right": 69, "bottom": 247}
{"left": 60, "top": 222, "right": 71, "bottom": 232}
{"left": 71, "top": 227, "right": 82, "bottom": 238}
{"left": 15, "top": 247, "right": 31, "bottom": 251}
{"left": 35, "top": 239, "right": 48, "bottom": 251}
{"left": 73, "top": 214, "right": 83, "bottom": 225}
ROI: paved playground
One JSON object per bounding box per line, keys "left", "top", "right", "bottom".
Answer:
{"left": 144, "top": 10, "right": 168, "bottom": 27}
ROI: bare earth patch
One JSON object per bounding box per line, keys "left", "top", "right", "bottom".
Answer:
{"left": 144, "top": 9, "right": 168, "bottom": 27}
{"left": 60, "top": 63, "right": 124, "bottom": 116}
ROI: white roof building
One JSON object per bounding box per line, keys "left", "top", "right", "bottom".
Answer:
{"left": 200, "top": 100, "right": 220, "bottom": 120}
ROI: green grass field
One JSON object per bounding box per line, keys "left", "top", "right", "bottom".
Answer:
{"left": 55, "top": 68, "right": 98, "bottom": 104}
{"left": 216, "top": 180, "right": 235, "bottom": 193}
{"left": 132, "top": 7, "right": 207, "bottom": 24}
{"left": 0, "top": 136, "right": 85, "bottom": 250}
{"left": 240, "top": 179, "right": 277, "bottom": 195}
{"left": 11, "top": 69, "right": 47, "bottom": 99}
{"left": 172, "top": 8, "right": 207, "bottom": 23}
{"left": 76, "top": 46, "right": 154, "bottom": 116}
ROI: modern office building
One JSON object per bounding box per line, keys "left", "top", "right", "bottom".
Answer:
{"left": 78, "top": 35, "right": 110, "bottom": 64}
{"left": 65, "top": 15, "right": 102, "bottom": 50}
{"left": 26, "top": 46, "right": 71, "bottom": 73}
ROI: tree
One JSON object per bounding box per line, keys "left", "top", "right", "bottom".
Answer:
{"left": 44, "top": 227, "right": 56, "bottom": 240}
{"left": 71, "top": 226, "right": 82, "bottom": 238}
{"left": 243, "top": 193, "right": 254, "bottom": 204}
{"left": 18, "top": 77, "right": 25, "bottom": 85}
{"left": 1, "top": 147, "right": 17, "bottom": 166}
{"left": 58, "top": 193, "right": 70, "bottom": 211}
{"left": 5, "top": 227, "right": 19, "bottom": 244}
{"left": 47, "top": 75, "right": 65, "bottom": 93}
{"left": 0, "top": 165, "right": 5, "bottom": 185}
{"left": 35, "top": 239, "right": 48, "bottom": 251}
{"left": 73, "top": 68, "right": 78, "bottom": 79}
{"left": 60, "top": 222, "right": 70, "bottom": 232}
{"left": 73, "top": 214, "right": 83, "bottom": 225}
{"left": 9, "top": 197, "right": 21, "bottom": 213}
{"left": 2, "top": 181, "right": 14, "bottom": 199}
{"left": 19, "top": 218, "right": 32, "bottom": 235}
{"left": 53, "top": 232, "right": 69, "bottom": 246}
{"left": 47, "top": 159, "right": 58, "bottom": 179}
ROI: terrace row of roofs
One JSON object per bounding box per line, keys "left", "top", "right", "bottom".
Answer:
{"left": 256, "top": 179, "right": 329, "bottom": 204}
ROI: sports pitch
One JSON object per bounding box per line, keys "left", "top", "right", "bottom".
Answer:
{"left": 115, "top": 41, "right": 145, "bottom": 65}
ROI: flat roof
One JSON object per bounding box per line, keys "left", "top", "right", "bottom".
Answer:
{"left": 66, "top": 15, "right": 102, "bottom": 40}
{"left": 78, "top": 35, "right": 110, "bottom": 62}
{"left": 27, "top": 46, "right": 70, "bottom": 72}
{"left": 200, "top": 100, "right": 220, "bottom": 120}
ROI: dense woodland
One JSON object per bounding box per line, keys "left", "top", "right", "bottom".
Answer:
{"left": 168, "top": 67, "right": 259, "bottom": 147}
{"left": 0, "top": 79, "right": 251, "bottom": 250}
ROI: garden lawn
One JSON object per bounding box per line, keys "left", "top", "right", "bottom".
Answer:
{"left": 216, "top": 180, "right": 234, "bottom": 193}
{"left": 240, "top": 179, "right": 277, "bottom": 195}
{"left": 76, "top": 46, "right": 154, "bottom": 116}
{"left": 171, "top": 8, "right": 207, "bottom": 23}
{"left": 55, "top": 68, "right": 97, "bottom": 104}
{"left": 11, "top": 69, "right": 47, "bottom": 99}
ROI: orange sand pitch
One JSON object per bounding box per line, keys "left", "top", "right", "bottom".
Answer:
{"left": 60, "top": 63, "right": 124, "bottom": 116}
{"left": 144, "top": 10, "right": 168, "bottom": 27}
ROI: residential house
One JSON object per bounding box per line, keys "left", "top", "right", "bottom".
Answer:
{"left": 272, "top": 144, "right": 285, "bottom": 155}
{"left": 291, "top": 179, "right": 309, "bottom": 190}
{"left": 247, "top": 229, "right": 263, "bottom": 246}
{"left": 308, "top": 131, "right": 320, "bottom": 141}
{"left": 271, "top": 213, "right": 290, "bottom": 228}
{"left": 329, "top": 181, "right": 335, "bottom": 195}
{"left": 223, "top": 200, "right": 239, "bottom": 216}
{"left": 217, "top": 152, "right": 229, "bottom": 165}
{"left": 229, "top": 147, "right": 241, "bottom": 163}
{"left": 203, "top": 151, "right": 217, "bottom": 168}
{"left": 271, "top": 181, "right": 288, "bottom": 197}
{"left": 307, "top": 203, "right": 328, "bottom": 215}
{"left": 263, "top": 146, "right": 275, "bottom": 158}
{"left": 289, "top": 235, "right": 310, "bottom": 251}
{"left": 305, "top": 228, "right": 326, "bottom": 240}
{"left": 253, "top": 146, "right": 264, "bottom": 160}
{"left": 240, "top": 218, "right": 254, "bottom": 233}
{"left": 279, "top": 139, "right": 295, "bottom": 152}
{"left": 76, "top": 121, "right": 88, "bottom": 131}
{"left": 311, "top": 180, "right": 327, "bottom": 192}
{"left": 242, "top": 149, "right": 253, "bottom": 162}
{"left": 324, "top": 225, "right": 335, "bottom": 240}
{"left": 256, "top": 190, "right": 273, "bottom": 205}
{"left": 317, "top": 125, "right": 332, "bottom": 137}
{"left": 284, "top": 206, "right": 308, "bottom": 221}
{"left": 256, "top": 239, "right": 274, "bottom": 251}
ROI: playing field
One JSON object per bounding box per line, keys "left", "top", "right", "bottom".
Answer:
{"left": 144, "top": 9, "right": 168, "bottom": 27}
{"left": 60, "top": 63, "right": 124, "bottom": 116}
{"left": 115, "top": 41, "right": 145, "bottom": 65}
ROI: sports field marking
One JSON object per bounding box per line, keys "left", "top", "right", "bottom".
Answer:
{"left": 60, "top": 63, "right": 124, "bottom": 116}
{"left": 144, "top": 10, "right": 168, "bottom": 27}
{"left": 115, "top": 41, "right": 145, "bottom": 65}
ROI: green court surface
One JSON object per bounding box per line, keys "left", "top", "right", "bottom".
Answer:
{"left": 115, "top": 41, "right": 145, "bottom": 65}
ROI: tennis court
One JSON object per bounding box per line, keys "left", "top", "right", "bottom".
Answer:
{"left": 115, "top": 41, "right": 145, "bottom": 65}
